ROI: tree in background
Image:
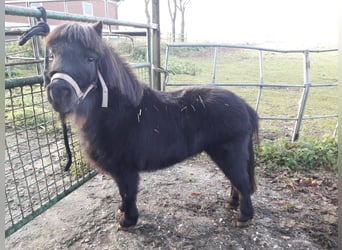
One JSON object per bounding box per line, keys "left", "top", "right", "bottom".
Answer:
{"left": 144, "top": 0, "right": 151, "bottom": 23}
{"left": 145, "top": 0, "right": 191, "bottom": 42}
{"left": 176, "top": 0, "right": 191, "bottom": 42}
{"left": 168, "top": 0, "right": 177, "bottom": 42}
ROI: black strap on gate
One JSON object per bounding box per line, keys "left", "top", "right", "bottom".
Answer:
{"left": 18, "top": 7, "right": 50, "bottom": 45}
{"left": 18, "top": 6, "right": 50, "bottom": 84}
{"left": 18, "top": 7, "right": 73, "bottom": 172}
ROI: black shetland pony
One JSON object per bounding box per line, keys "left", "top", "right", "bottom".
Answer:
{"left": 45, "top": 21, "right": 259, "bottom": 228}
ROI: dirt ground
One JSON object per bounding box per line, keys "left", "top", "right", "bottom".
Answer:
{"left": 5, "top": 154, "right": 338, "bottom": 250}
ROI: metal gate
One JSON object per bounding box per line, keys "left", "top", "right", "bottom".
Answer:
{"left": 5, "top": 4, "right": 160, "bottom": 237}
{"left": 163, "top": 43, "right": 338, "bottom": 141}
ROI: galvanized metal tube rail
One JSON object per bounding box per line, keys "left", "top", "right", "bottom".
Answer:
{"left": 5, "top": 5, "right": 158, "bottom": 29}
{"left": 164, "top": 82, "right": 337, "bottom": 88}
{"left": 6, "top": 59, "right": 44, "bottom": 67}
{"left": 5, "top": 75, "right": 44, "bottom": 89}
{"left": 5, "top": 63, "right": 151, "bottom": 89}
{"left": 259, "top": 114, "right": 337, "bottom": 121}
{"left": 166, "top": 43, "right": 338, "bottom": 53}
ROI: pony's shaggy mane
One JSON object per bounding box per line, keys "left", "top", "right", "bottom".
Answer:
{"left": 46, "top": 23, "right": 104, "bottom": 54}
{"left": 46, "top": 22, "right": 144, "bottom": 106}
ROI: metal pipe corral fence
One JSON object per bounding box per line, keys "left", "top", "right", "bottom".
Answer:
{"left": 163, "top": 43, "right": 338, "bottom": 141}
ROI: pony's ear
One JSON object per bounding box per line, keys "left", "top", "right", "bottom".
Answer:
{"left": 93, "top": 21, "right": 103, "bottom": 37}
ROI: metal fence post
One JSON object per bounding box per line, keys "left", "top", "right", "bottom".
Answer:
{"left": 147, "top": 26, "right": 152, "bottom": 88}
{"left": 29, "top": 17, "right": 43, "bottom": 75}
{"left": 255, "top": 50, "right": 264, "bottom": 111}
{"left": 211, "top": 47, "right": 218, "bottom": 84}
{"left": 162, "top": 44, "right": 170, "bottom": 91}
{"left": 151, "top": 0, "right": 161, "bottom": 90}
{"left": 292, "top": 50, "right": 311, "bottom": 141}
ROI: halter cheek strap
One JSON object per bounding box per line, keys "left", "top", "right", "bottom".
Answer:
{"left": 97, "top": 71, "right": 108, "bottom": 108}
{"left": 50, "top": 70, "right": 108, "bottom": 108}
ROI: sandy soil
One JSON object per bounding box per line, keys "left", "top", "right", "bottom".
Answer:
{"left": 5, "top": 154, "right": 338, "bottom": 250}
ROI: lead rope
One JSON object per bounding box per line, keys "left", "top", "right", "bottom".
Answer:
{"left": 19, "top": 7, "right": 73, "bottom": 171}
{"left": 60, "top": 114, "right": 72, "bottom": 171}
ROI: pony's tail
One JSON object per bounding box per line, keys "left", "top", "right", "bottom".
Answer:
{"left": 248, "top": 137, "right": 257, "bottom": 194}
{"left": 247, "top": 105, "right": 259, "bottom": 194}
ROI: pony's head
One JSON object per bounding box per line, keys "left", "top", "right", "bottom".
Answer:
{"left": 45, "top": 21, "right": 143, "bottom": 115}
{"left": 45, "top": 21, "right": 104, "bottom": 114}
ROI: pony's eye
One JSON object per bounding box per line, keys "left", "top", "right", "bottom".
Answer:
{"left": 87, "top": 57, "right": 96, "bottom": 63}
{"left": 49, "top": 53, "right": 55, "bottom": 61}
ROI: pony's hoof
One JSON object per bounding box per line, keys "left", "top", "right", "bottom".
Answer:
{"left": 235, "top": 219, "right": 251, "bottom": 228}
{"left": 225, "top": 202, "right": 239, "bottom": 210}
{"left": 116, "top": 223, "right": 134, "bottom": 231}
{"left": 117, "top": 209, "right": 124, "bottom": 217}
{"left": 119, "top": 216, "right": 138, "bottom": 228}
{"left": 116, "top": 223, "right": 122, "bottom": 231}
{"left": 117, "top": 210, "right": 138, "bottom": 228}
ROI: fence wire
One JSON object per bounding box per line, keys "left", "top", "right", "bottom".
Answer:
{"left": 5, "top": 83, "right": 96, "bottom": 237}
{"left": 5, "top": 67, "right": 150, "bottom": 238}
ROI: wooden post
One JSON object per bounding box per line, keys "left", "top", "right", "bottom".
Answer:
{"left": 152, "top": 0, "right": 161, "bottom": 90}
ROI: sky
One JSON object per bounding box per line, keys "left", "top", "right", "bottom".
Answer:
{"left": 117, "top": 0, "right": 339, "bottom": 48}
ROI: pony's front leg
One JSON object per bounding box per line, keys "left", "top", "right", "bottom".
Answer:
{"left": 114, "top": 170, "right": 139, "bottom": 228}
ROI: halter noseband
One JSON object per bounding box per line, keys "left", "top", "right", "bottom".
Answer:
{"left": 50, "top": 70, "right": 108, "bottom": 108}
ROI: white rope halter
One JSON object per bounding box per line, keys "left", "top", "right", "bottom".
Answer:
{"left": 50, "top": 70, "right": 108, "bottom": 108}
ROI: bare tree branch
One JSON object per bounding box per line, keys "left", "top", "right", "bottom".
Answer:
{"left": 144, "top": 0, "right": 151, "bottom": 23}
{"left": 167, "top": 0, "right": 177, "bottom": 42}
{"left": 176, "top": 0, "right": 191, "bottom": 42}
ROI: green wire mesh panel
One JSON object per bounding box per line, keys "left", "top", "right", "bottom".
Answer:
{"left": 5, "top": 4, "right": 153, "bottom": 239}
{"left": 5, "top": 65, "right": 151, "bottom": 238}
{"left": 5, "top": 83, "right": 97, "bottom": 237}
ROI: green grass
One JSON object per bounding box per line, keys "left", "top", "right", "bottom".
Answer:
{"left": 68, "top": 136, "right": 91, "bottom": 178}
{"left": 5, "top": 85, "right": 56, "bottom": 133}
{"left": 257, "top": 135, "right": 338, "bottom": 172}
{"left": 5, "top": 39, "right": 41, "bottom": 78}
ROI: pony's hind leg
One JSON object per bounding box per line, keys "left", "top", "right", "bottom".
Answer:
{"left": 206, "top": 138, "right": 254, "bottom": 227}
{"left": 112, "top": 170, "right": 139, "bottom": 228}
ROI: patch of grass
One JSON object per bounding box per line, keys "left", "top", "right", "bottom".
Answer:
{"left": 68, "top": 131, "right": 91, "bottom": 179}
{"left": 282, "top": 202, "right": 296, "bottom": 212}
{"left": 5, "top": 39, "right": 42, "bottom": 78}
{"left": 168, "top": 61, "right": 199, "bottom": 76}
{"left": 257, "top": 135, "right": 338, "bottom": 172}
{"left": 5, "top": 86, "right": 55, "bottom": 133}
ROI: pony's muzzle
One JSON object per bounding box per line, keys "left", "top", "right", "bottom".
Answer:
{"left": 46, "top": 79, "right": 77, "bottom": 114}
